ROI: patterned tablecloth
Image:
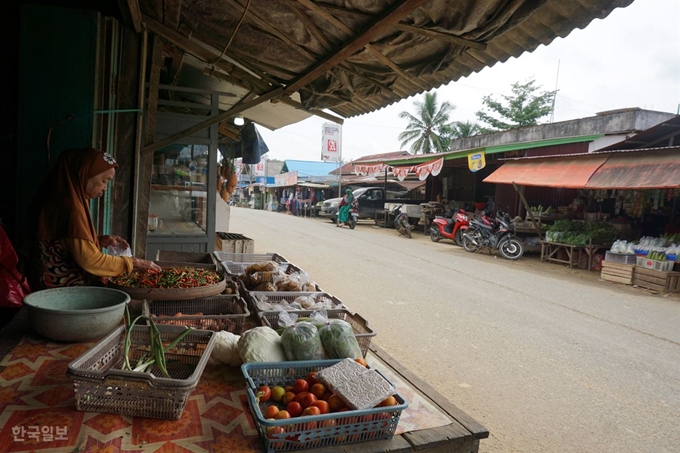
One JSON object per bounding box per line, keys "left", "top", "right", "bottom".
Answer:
{"left": 0, "top": 334, "right": 451, "bottom": 452}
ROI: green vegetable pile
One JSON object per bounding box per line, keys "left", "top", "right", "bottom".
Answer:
{"left": 547, "top": 220, "right": 618, "bottom": 245}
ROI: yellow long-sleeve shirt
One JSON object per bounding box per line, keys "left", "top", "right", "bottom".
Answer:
{"left": 61, "top": 238, "right": 133, "bottom": 277}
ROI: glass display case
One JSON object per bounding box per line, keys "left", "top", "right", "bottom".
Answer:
{"left": 149, "top": 144, "right": 209, "bottom": 235}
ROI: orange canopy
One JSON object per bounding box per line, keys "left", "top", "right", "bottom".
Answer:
{"left": 483, "top": 154, "right": 608, "bottom": 188}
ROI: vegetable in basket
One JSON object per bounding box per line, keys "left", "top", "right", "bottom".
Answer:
{"left": 311, "top": 310, "right": 362, "bottom": 359}
{"left": 278, "top": 311, "right": 326, "bottom": 361}
{"left": 237, "top": 326, "right": 286, "bottom": 363}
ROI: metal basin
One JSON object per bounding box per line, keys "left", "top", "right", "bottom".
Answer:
{"left": 23, "top": 287, "right": 130, "bottom": 342}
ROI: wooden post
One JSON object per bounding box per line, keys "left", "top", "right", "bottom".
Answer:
{"left": 512, "top": 182, "right": 543, "bottom": 238}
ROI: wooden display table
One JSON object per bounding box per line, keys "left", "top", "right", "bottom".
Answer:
{"left": 0, "top": 309, "right": 488, "bottom": 453}
{"left": 541, "top": 241, "right": 607, "bottom": 271}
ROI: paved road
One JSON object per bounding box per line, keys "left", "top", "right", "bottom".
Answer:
{"left": 228, "top": 207, "right": 680, "bottom": 453}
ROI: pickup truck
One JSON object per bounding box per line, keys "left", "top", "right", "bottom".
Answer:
{"left": 319, "top": 187, "right": 418, "bottom": 223}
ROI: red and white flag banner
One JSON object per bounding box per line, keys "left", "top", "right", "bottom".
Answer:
{"left": 354, "top": 163, "right": 386, "bottom": 177}
{"left": 392, "top": 165, "right": 413, "bottom": 181}
{"left": 414, "top": 157, "right": 444, "bottom": 181}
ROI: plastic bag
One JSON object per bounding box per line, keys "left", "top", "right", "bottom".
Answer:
{"left": 278, "top": 311, "right": 326, "bottom": 361}
{"left": 311, "top": 310, "right": 362, "bottom": 359}
{"left": 107, "top": 244, "right": 132, "bottom": 257}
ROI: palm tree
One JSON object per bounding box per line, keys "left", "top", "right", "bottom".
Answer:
{"left": 398, "top": 92, "right": 454, "bottom": 154}
{"left": 449, "top": 121, "right": 482, "bottom": 138}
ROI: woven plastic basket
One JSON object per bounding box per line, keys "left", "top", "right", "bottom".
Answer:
{"left": 636, "top": 256, "right": 674, "bottom": 272}
{"left": 246, "top": 291, "right": 345, "bottom": 316}
{"left": 605, "top": 252, "right": 637, "bottom": 265}
{"left": 242, "top": 360, "right": 407, "bottom": 452}
{"left": 213, "top": 252, "right": 288, "bottom": 263}
{"left": 143, "top": 295, "right": 250, "bottom": 334}
{"left": 66, "top": 324, "right": 215, "bottom": 420}
{"left": 259, "top": 309, "right": 375, "bottom": 358}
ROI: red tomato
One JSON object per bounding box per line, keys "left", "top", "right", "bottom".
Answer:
{"left": 263, "top": 405, "right": 280, "bottom": 419}
{"left": 282, "top": 391, "right": 296, "bottom": 405}
{"left": 328, "top": 394, "right": 346, "bottom": 412}
{"left": 302, "top": 406, "right": 321, "bottom": 416}
{"left": 310, "top": 383, "right": 326, "bottom": 399}
{"left": 311, "top": 400, "right": 330, "bottom": 414}
{"left": 276, "top": 410, "right": 291, "bottom": 419}
{"left": 257, "top": 385, "right": 272, "bottom": 402}
{"left": 301, "top": 392, "right": 317, "bottom": 408}
{"left": 306, "top": 371, "right": 319, "bottom": 386}
{"left": 294, "top": 391, "right": 309, "bottom": 404}
{"left": 287, "top": 401, "right": 303, "bottom": 417}
{"left": 293, "top": 378, "right": 309, "bottom": 394}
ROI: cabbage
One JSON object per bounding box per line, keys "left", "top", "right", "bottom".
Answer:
{"left": 211, "top": 331, "right": 242, "bottom": 366}
{"left": 237, "top": 326, "right": 286, "bottom": 363}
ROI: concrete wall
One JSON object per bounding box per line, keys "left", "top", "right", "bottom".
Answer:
{"left": 450, "top": 109, "right": 677, "bottom": 152}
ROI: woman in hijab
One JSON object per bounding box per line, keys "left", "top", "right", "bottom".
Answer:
{"left": 336, "top": 189, "right": 354, "bottom": 227}
{"left": 26, "top": 148, "right": 160, "bottom": 290}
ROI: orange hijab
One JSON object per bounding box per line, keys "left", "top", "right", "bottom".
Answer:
{"left": 32, "top": 148, "right": 118, "bottom": 247}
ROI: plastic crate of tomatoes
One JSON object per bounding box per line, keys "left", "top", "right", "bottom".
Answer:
{"left": 242, "top": 360, "right": 408, "bottom": 452}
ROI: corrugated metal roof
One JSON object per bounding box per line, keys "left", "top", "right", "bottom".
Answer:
{"left": 137, "top": 0, "right": 634, "bottom": 121}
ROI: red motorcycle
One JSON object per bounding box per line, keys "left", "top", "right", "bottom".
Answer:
{"left": 430, "top": 208, "right": 469, "bottom": 246}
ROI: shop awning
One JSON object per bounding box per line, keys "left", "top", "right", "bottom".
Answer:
{"left": 483, "top": 154, "right": 609, "bottom": 188}
{"left": 585, "top": 149, "right": 680, "bottom": 189}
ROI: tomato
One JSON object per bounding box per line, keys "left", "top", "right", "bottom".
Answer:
{"left": 282, "top": 391, "right": 296, "bottom": 406}
{"left": 275, "top": 410, "right": 291, "bottom": 419}
{"left": 310, "top": 383, "right": 326, "bottom": 399}
{"left": 327, "top": 394, "right": 346, "bottom": 412}
{"left": 379, "top": 395, "right": 397, "bottom": 407}
{"left": 286, "top": 401, "right": 303, "bottom": 417}
{"left": 311, "top": 400, "right": 330, "bottom": 414}
{"left": 266, "top": 425, "right": 285, "bottom": 439}
{"left": 284, "top": 385, "right": 294, "bottom": 393}
{"left": 301, "top": 392, "right": 317, "bottom": 408}
{"left": 306, "top": 371, "right": 319, "bottom": 386}
{"left": 302, "top": 406, "right": 321, "bottom": 416}
{"left": 354, "top": 358, "right": 367, "bottom": 367}
{"left": 263, "top": 405, "right": 280, "bottom": 419}
{"left": 293, "top": 378, "right": 309, "bottom": 394}
{"left": 294, "top": 391, "right": 309, "bottom": 404}
{"left": 271, "top": 386, "right": 286, "bottom": 402}
{"left": 321, "top": 391, "right": 333, "bottom": 402}
{"left": 257, "top": 385, "right": 272, "bottom": 402}
{"left": 319, "top": 418, "right": 336, "bottom": 428}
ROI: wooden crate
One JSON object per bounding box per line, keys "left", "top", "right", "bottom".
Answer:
{"left": 214, "top": 232, "right": 254, "bottom": 254}
{"left": 632, "top": 266, "right": 680, "bottom": 293}
{"left": 600, "top": 261, "right": 634, "bottom": 285}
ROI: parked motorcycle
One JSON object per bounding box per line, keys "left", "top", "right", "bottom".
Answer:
{"left": 347, "top": 199, "right": 359, "bottom": 230}
{"left": 392, "top": 204, "right": 412, "bottom": 238}
{"left": 430, "top": 208, "right": 469, "bottom": 246}
{"left": 461, "top": 210, "right": 524, "bottom": 260}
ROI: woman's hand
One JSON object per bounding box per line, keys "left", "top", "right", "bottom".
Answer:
{"left": 131, "top": 257, "right": 162, "bottom": 272}
{"left": 99, "top": 235, "right": 130, "bottom": 250}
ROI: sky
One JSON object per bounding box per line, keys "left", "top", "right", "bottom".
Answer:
{"left": 256, "top": 0, "right": 680, "bottom": 163}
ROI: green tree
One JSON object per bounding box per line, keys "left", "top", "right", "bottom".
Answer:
{"left": 398, "top": 91, "right": 454, "bottom": 154}
{"left": 439, "top": 121, "right": 482, "bottom": 150}
{"left": 475, "top": 78, "right": 556, "bottom": 132}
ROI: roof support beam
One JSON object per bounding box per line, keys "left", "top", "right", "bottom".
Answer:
{"left": 117, "top": 0, "right": 142, "bottom": 33}
{"left": 295, "top": 0, "right": 428, "bottom": 92}
{"left": 283, "top": 0, "right": 430, "bottom": 96}
{"left": 203, "top": 67, "right": 345, "bottom": 124}
{"left": 141, "top": 87, "right": 284, "bottom": 155}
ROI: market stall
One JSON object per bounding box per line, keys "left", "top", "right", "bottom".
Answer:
{"left": 484, "top": 146, "right": 680, "bottom": 290}
{"left": 0, "top": 251, "right": 488, "bottom": 453}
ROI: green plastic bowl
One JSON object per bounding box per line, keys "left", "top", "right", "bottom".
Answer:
{"left": 23, "top": 287, "right": 130, "bottom": 342}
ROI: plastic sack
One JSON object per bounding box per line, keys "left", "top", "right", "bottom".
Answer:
{"left": 107, "top": 244, "right": 132, "bottom": 257}
{"left": 278, "top": 311, "right": 326, "bottom": 361}
{"left": 311, "top": 310, "right": 362, "bottom": 359}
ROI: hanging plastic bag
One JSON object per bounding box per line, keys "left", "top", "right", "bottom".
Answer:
{"left": 311, "top": 310, "right": 362, "bottom": 359}
{"left": 278, "top": 311, "right": 326, "bottom": 361}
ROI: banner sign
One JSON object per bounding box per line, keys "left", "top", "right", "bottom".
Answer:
{"left": 468, "top": 152, "right": 486, "bottom": 172}
{"left": 354, "top": 163, "right": 386, "bottom": 177}
{"left": 321, "top": 122, "right": 342, "bottom": 162}
{"left": 392, "top": 166, "right": 413, "bottom": 181}
{"left": 275, "top": 170, "right": 298, "bottom": 187}
{"left": 252, "top": 158, "right": 265, "bottom": 177}
{"left": 414, "top": 157, "right": 444, "bottom": 181}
